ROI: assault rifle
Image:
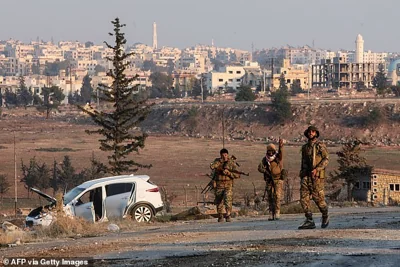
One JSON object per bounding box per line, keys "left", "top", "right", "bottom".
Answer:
{"left": 201, "top": 169, "right": 249, "bottom": 195}
{"left": 262, "top": 175, "right": 277, "bottom": 220}
{"left": 201, "top": 175, "right": 215, "bottom": 194}
{"left": 225, "top": 169, "right": 249, "bottom": 177}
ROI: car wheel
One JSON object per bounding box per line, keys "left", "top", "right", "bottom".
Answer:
{"left": 131, "top": 204, "right": 153, "bottom": 222}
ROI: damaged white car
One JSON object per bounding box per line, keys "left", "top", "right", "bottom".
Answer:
{"left": 26, "top": 174, "right": 164, "bottom": 227}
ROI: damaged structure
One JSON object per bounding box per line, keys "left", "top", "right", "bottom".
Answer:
{"left": 353, "top": 169, "right": 400, "bottom": 205}
{"left": 311, "top": 57, "right": 379, "bottom": 89}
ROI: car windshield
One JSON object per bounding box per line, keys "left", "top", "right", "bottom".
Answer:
{"left": 63, "top": 187, "right": 85, "bottom": 204}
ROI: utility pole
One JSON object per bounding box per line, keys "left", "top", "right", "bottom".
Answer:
{"left": 270, "top": 58, "right": 275, "bottom": 90}
{"left": 14, "top": 132, "right": 17, "bottom": 217}
{"left": 221, "top": 107, "right": 225, "bottom": 148}
{"left": 263, "top": 70, "right": 266, "bottom": 93}
{"left": 200, "top": 75, "right": 204, "bottom": 103}
{"left": 69, "top": 65, "right": 73, "bottom": 103}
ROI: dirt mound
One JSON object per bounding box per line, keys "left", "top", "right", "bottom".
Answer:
{"left": 140, "top": 101, "right": 400, "bottom": 146}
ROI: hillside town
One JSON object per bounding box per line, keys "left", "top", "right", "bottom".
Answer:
{"left": 1, "top": 22, "right": 400, "bottom": 105}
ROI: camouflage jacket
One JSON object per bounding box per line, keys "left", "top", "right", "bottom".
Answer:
{"left": 210, "top": 157, "right": 240, "bottom": 182}
{"left": 258, "top": 147, "right": 283, "bottom": 180}
{"left": 300, "top": 140, "right": 329, "bottom": 178}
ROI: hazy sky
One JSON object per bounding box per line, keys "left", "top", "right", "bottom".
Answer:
{"left": 1, "top": 0, "right": 399, "bottom": 52}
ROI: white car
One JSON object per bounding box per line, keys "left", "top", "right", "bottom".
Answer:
{"left": 26, "top": 174, "right": 164, "bottom": 227}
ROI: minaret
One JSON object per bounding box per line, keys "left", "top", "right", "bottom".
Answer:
{"left": 152, "top": 22, "right": 158, "bottom": 50}
{"left": 355, "top": 34, "right": 364, "bottom": 63}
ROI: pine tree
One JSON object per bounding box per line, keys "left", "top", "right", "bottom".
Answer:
{"left": 271, "top": 73, "right": 292, "bottom": 123}
{"left": 16, "top": 75, "right": 33, "bottom": 108}
{"left": 58, "top": 155, "right": 75, "bottom": 190}
{"left": 80, "top": 74, "right": 93, "bottom": 104}
{"left": 330, "top": 140, "right": 373, "bottom": 200}
{"left": 37, "top": 86, "right": 65, "bottom": 119}
{"left": 0, "top": 174, "right": 10, "bottom": 201}
{"left": 78, "top": 18, "right": 153, "bottom": 175}
{"left": 372, "top": 64, "right": 389, "bottom": 97}
{"left": 290, "top": 79, "right": 303, "bottom": 95}
{"left": 50, "top": 159, "right": 60, "bottom": 195}
{"left": 20, "top": 157, "right": 40, "bottom": 198}
{"left": 235, "top": 85, "right": 256, "bottom": 101}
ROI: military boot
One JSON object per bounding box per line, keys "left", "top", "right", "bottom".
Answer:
{"left": 298, "top": 213, "right": 316, "bottom": 229}
{"left": 268, "top": 212, "right": 274, "bottom": 221}
{"left": 275, "top": 210, "right": 280, "bottom": 220}
{"left": 225, "top": 215, "right": 232, "bottom": 222}
{"left": 218, "top": 214, "right": 224, "bottom": 223}
{"left": 321, "top": 215, "right": 330, "bottom": 228}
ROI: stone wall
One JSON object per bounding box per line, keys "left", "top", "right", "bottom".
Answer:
{"left": 371, "top": 171, "right": 400, "bottom": 205}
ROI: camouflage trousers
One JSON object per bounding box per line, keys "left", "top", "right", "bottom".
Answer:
{"left": 265, "top": 179, "right": 283, "bottom": 214}
{"left": 300, "top": 176, "right": 328, "bottom": 217}
{"left": 214, "top": 181, "right": 233, "bottom": 215}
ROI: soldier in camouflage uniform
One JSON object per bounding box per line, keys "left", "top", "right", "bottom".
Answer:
{"left": 298, "top": 126, "right": 330, "bottom": 229}
{"left": 258, "top": 139, "right": 284, "bottom": 220}
{"left": 210, "top": 148, "right": 240, "bottom": 222}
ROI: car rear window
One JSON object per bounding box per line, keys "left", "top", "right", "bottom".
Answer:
{"left": 106, "top": 183, "right": 133, "bottom": 197}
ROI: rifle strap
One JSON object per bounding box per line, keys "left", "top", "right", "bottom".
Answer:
{"left": 312, "top": 143, "right": 316, "bottom": 169}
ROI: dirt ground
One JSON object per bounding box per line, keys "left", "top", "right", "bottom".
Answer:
{"left": 1, "top": 108, "right": 400, "bottom": 266}
{"left": 1, "top": 207, "right": 400, "bottom": 266}
{"left": 1, "top": 108, "right": 400, "bottom": 209}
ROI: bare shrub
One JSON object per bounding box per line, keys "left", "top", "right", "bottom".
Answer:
{"left": 34, "top": 216, "right": 102, "bottom": 238}
{"left": 0, "top": 231, "right": 32, "bottom": 246}
{"left": 160, "top": 186, "right": 177, "bottom": 213}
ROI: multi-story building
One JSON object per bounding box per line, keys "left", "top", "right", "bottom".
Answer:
{"left": 205, "top": 65, "right": 245, "bottom": 93}
{"left": 311, "top": 57, "right": 378, "bottom": 89}
{"left": 268, "top": 59, "right": 310, "bottom": 90}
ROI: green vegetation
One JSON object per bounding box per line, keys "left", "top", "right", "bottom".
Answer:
{"left": 77, "top": 18, "right": 153, "bottom": 175}
{"left": 372, "top": 64, "right": 390, "bottom": 96}
{"left": 271, "top": 73, "right": 292, "bottom": 123}
{"left": 235, "top": 85, "right": 256, "bottom": 101}
{"left": 329, "top": 140, "right": 373, "bottom": 200}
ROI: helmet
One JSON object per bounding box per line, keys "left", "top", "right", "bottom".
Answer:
{"left": 304, "top": 125, "right": 320, "bottom": 138}
{"left": 266, "top": 143, "right": 276, "bottom": 152}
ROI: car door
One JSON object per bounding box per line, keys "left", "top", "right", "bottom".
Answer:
{"left": 105, "top": 183, "right": 134, "bottom": 218}
{"left": 73, "top": 189, "right": 97, "bottom": 222}
{"left": 123, "top": 182, "right": 137, "bottom": 216}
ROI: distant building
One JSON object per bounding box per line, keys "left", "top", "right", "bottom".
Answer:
{"left": 206, "top": 65, "right": 245, "bottom": 93}
{"left": 387, "top": 58, "right": 400, "bottom": 85}
{"left": 355, "top": 34, "right": 364, "bottom": 63}
{"left": 311, "top": 57, "right": 378, "bottom": 89}
{"left": 353, "top": 169, "right": 400, "bottom": 205}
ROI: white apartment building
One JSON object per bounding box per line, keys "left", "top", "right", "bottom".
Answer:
{"left": 363, "top": 50, "right": 387, "bottom": 64}
{"left": 5, "top": 56, "right": 33, "bottom": 76}
{"left": 152, "top": 46, "right": 181, "bottom": 67}
{"left": 71, "top": 59, "right": 99, "bottom": 74}
{"left": 206, "top": 65, "right": 245, "bottom": 93}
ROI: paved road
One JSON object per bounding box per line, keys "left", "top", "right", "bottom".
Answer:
{"left": 95, "top": 207, "right": 400, "bottom": 266}
{"left": 1, "top": 207, "right": 399, "bottom": 266}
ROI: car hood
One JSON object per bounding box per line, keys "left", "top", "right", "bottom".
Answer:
{"left": 30, "top": 188, "right": 57, "bottom": 205}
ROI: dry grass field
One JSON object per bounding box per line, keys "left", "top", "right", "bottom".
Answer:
{"left": 1, "top": 108, "right": 400, "bottom": 211}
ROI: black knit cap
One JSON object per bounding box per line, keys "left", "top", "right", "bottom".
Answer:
{"left": 304, "top": 125, "right": 320, "bottom": 138}
{"left": 220, "top": 148, "right": 229, "bottom": 154}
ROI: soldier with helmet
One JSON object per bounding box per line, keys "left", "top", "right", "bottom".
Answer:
{"left": 298, "top": 125, "right": 330, "bottom": 229}
{"left": 258, "top": 138, "right": 284, "bottom": 221}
